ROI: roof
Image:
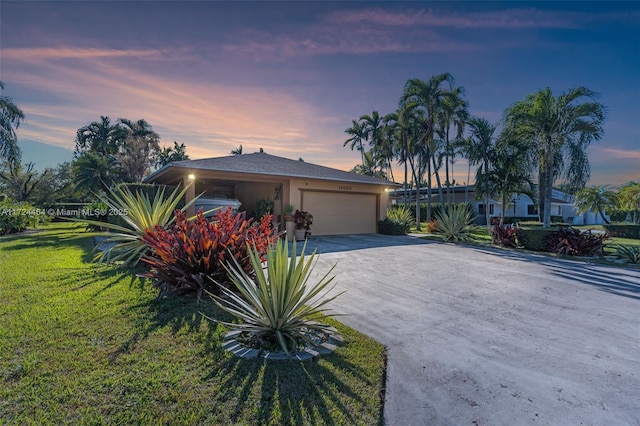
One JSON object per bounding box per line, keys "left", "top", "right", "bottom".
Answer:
{"left": 145, "top": 152, "right": 397, "bottom": 186}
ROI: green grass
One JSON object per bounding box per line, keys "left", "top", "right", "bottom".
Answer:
{"left": 0, "top": 223, "right": 385, "bottom": 425}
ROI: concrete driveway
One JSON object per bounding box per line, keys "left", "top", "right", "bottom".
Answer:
{"left": 305, "top": 234, "right": 640, "bottom": 425}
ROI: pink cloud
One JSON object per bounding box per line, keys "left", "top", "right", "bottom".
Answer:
{"left": 2, "top": 47, "right": 165, "bottom": 60}
{"left": 601, "top": 148, "right": 640, "bottom": 160}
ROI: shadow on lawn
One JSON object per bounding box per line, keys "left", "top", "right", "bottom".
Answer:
{"left": 210, "top": 352, "right": 376, "bottom": 425}
{"left": 468, "top": 246, "right": 640, "bottom": 300}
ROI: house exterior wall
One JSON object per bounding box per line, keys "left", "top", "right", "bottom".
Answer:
{"left": 287, "top": 178, "right": 389, "bottom": 222}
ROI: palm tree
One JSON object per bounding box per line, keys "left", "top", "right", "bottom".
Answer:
{"left": 0, "top": 81, "right": 25, "bottom": 163}
{"left": 351, "top": 151, "right": 387, "bottom": 179}
{"left": 438, "top": 85, "right": 469, "bottom": 202}
{"left": 574, "top": 185, "right": 616, "bottom": 224}
{"left": 72, "top": 152, "right": 123, "bottom": 193}
{"left": 156, "top": 141, "right": 189, "bottom": 167}
{"left": 460, "top": 117, "right": 497, "bottom": 225}
{"left": 504, "top": 87, "right": 606, "bottom": 228}
{"left": 230, "top": 144, "right": 243, "bottom": 155}
{"left": 618, "top": 181, "right": 640, "bottom": 224}
{"left": 401, "top": 73, "right": 457, "bottom": 223}
{"left": 343, "top": 120, "right": 366, "bottom": 167}
{"left": 74, "top": 116, "right": 126, "bottom": 157}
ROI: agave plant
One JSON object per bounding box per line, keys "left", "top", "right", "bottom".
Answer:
{"left": 69, "top": 184, "right": 199, "bottom": 267}
{"left": 386, "top": 205, "right": 415, "bottom": 231}
{"left": 614, "top": 244, "right": 640, "bottom": 264}
{"left": 208, "top": 239, "right": 342, "bottom": 357}
{"left": 434, "top": 204, "right": 475, "bottom": 242}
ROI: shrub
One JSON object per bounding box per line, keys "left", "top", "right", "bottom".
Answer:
{"left": 378, "top": 218, "right": 406, "bottom": 235}
{"left": 426, "top": 220, "right": 440, "bottom": 233}
{"left": 516, "top": 228, "right": 557, "bottom": 251}
{"left": 490, "top": 224, "right": 518, "bottom": 247}
{"left": 141, "top": 208, "right": 278, "bottom": 300}
{"left": 0, "top": 197, "right": 36, "bottom": 235}
{"left": 603, "top": 224, "right": 640, "bottom": 239}
{"left": 434, "top": 204, "right": 474, "bottom": 242}
{"left": 208, "top": 239, "right": 342, "bottom": 357}
{"left": 379, "top": 205, "right": 414, "bottom": 235}
{"left": 613, "top": 245, "right": 640, "bottom": 264}
{"left": 546, "top": 227, "right": 609, "bottom": 256}
{"left": 70, "top": 184, "right": 198, "bottom": 267}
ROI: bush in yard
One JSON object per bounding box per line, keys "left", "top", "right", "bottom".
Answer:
{"left": 434, "top": 204, "right": 474, "bottom": 242}
{"left": 490, "top": 224, "right": 518, "bottom": 247}
{"left": 603, "top": 224, "right": 640, "bottom": 239}
{"left": 0, "top": 197, "right": 36, "bottom": 235}
{"left": 208, "top": 239, "right": 342, "bottom": 357}
{"left": 141, "top": 208, "right": 278, "bottom": 300}
{"left": 545, "top": 227, "right": 609, "bottom": 256}
{"left": 379, "top": 205, "right": 414, "bottom": 235}
{"left": 515, "top": 227, "right": 557, "bottom": 251}
{"left": 426, "top": 219, "right": 440, "bottom": 233}
{"left": 613, "top": 245, "right": 640, "bottom": 264}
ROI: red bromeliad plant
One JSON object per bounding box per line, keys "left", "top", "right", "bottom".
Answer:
{"left": 140, "top": 208, "right": 279, "bottom": 300}
{"left": 490, "top": 224, "right": 518, "bottom": 248}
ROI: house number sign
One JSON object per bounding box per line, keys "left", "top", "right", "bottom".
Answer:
{"left": 338, "top": 185, "right": 352, "bottom": 191}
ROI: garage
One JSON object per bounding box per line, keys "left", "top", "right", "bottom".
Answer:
{"left": 302, "top": 191, "right": 378, "bottom": 235}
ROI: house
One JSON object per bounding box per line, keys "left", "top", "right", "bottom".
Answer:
{"left": 144, "top": 152, "right": 397, "bottom": 235}
{"left": 390, "top": 185, "right": 608, "bottom": 225}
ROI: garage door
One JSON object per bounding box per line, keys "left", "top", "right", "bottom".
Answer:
{"left": 302, "top": 191, "right": 378, "bottom": 235}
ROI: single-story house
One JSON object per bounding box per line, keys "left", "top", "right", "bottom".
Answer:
{"left": 390, "top": 185, "right": 608, "bottom": 225}
{"left": 144, "top": 152, "right": 398, "bottom": 235}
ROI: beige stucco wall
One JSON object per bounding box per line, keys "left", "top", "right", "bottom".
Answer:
{"left": 287, "top": 178, "right": 390, "bottom": 221}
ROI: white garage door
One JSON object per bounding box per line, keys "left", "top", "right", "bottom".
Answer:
{"left": 302, "top": 191, "right": 378, "bottom": 235}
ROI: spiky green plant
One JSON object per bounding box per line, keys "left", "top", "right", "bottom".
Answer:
{"left": 614, "top": 244, "right": 640, "bottom": 264}
{"left": 434, "top": 204, "right": 474, "bottom": 242}
{"left": 208, "top": 239, "right": 342, "bottom": 357}
{"left": 69, "top": 184, "right": 199, "bottom": 267}
{"left": 387, "top": 205, "right": 415, "bottom": 229}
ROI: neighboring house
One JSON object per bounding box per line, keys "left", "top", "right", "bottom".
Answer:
{"left": 390, "top": 185, "right": 608, "bottom": 225}
{"left": 144, "top": 152, "right": 397, "bottom": 235}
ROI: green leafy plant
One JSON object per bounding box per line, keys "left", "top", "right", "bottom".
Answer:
{"left": 490, "top": 224, "right": 518, "bottom": 247}
{"left": 613, "top": 244, "right": 640, "bottom": 264}
{"left": 141, "top": 208, "right": 278, "bottom": 300}
{"left": 386, "top": 205, "right": 415, "bottom": 232}
{"left": 434, "top": 204, "right": 474, "bottom": 242}
{"left": 515, "top": 227, "right": 557, "bottom": 251}
{"left": 546, "top": 227, "right": 609, "bottom": 256}
{"left": 255, "top": 199, "right": 273, "bottom": 220}
{"left": 209, "top": 239, "right": 342, "bottom": 357}
{"left": 0, "top": 197, "right": 36, "bottom": 235}
{"left": 378, "top": 218, "right": 406, "bottom": 235}
{"left": 69, "top": 183, "right": 198, "bottom": 267}
{"left": 284, "top": 203, "right": 295, "bottom": 215}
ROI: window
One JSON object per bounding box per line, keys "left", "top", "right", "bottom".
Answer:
{"left": 489, "top": 204, "right": 494, "bottom": 215}
{"left": 478, "top": 204, "right": 486, "bottom": 214}
{"left": 527, "top": 204, "right": 538, "bottom": 215}
{"left": 557, "top": 206, "right": 562, "bottom": 216}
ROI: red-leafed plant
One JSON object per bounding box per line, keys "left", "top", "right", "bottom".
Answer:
{"left": 545, "top": 226, "right": 609, "bottom": 256}
{"left": 140, "top": 208, "right": 279, "bottom": 300}
{"left": 490, "top": 224, "right": 518, "bottom": 248}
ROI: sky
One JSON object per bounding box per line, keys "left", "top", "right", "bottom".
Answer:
{"left": 1, "top": 1, "right": 639, "bottom": 186}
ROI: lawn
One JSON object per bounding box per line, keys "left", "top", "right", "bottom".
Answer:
{"left": 0, "top": 223, "right": 386, "bottom": 425}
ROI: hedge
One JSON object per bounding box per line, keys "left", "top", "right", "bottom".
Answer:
{"left": 378, "top": 218, "right": 407, "bottom": 235}
{"left": 603, "top": 224, "right": 640, "bottom": 239}
{"left": 516, "top": 227, "right": 558, "bottom": 251}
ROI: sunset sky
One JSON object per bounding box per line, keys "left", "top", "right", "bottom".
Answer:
{"left": 1, "top": 1, "right": 639, "bottom": 186}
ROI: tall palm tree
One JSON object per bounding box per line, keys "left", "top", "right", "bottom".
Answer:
{"left": 574, "top": 185, "right": 616, "bottom": 224}
{"left": 439, "top": 86, "right": 469, "bottom": 202}
{"left": 360, "top": 111, "right": 385, "bottom": 177}
{"left": 504, "top": 87, "right": 606, "bottom": 228}
{"left": 230, "top": 144, "right": 243, "bottom": 155}
{"left": 72, "top": 152, "right": 123, "bottom": 193}
{"left": 460, "top": 117, "right": 497, "bottom": 225}
{"left": 0, "top": 81, "right": 25, "bottom": 163}
{"left": 351, "top": 151, "right": 387, "bottom": 179}
{"left": 343, "top": 120, "right": 367, "bottom": 167}
{"left": 74, "top": 116, "right": 126, "bottom": 157}
{"left": 618, "top": 181, "right": 640, "bottom": 224}
{"left": 401, "top": 73, "right": 457, "bottom": 223}
{"left": 157, "top": 141, "right": 189, "bottom": 167}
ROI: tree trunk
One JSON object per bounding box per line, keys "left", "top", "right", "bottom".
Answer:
{"left": 543, "top": 158, "right": 553, "bottom": 228}
{"left": 432, "top": 155, "right": 445, "bottom": 212}
{"left": 598, "top": 209, "right": 610, "bottom": 224}
{"left": 426, "top": 155, "right": 432, "bottom": 222}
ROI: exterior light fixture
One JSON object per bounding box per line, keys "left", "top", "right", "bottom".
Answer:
{"left": 187, "top": 173, "right": 196, "bottom": 181}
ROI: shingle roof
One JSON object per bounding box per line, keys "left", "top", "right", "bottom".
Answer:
{"left": 145, "top": 152, "right": 396, "bottom": 186}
